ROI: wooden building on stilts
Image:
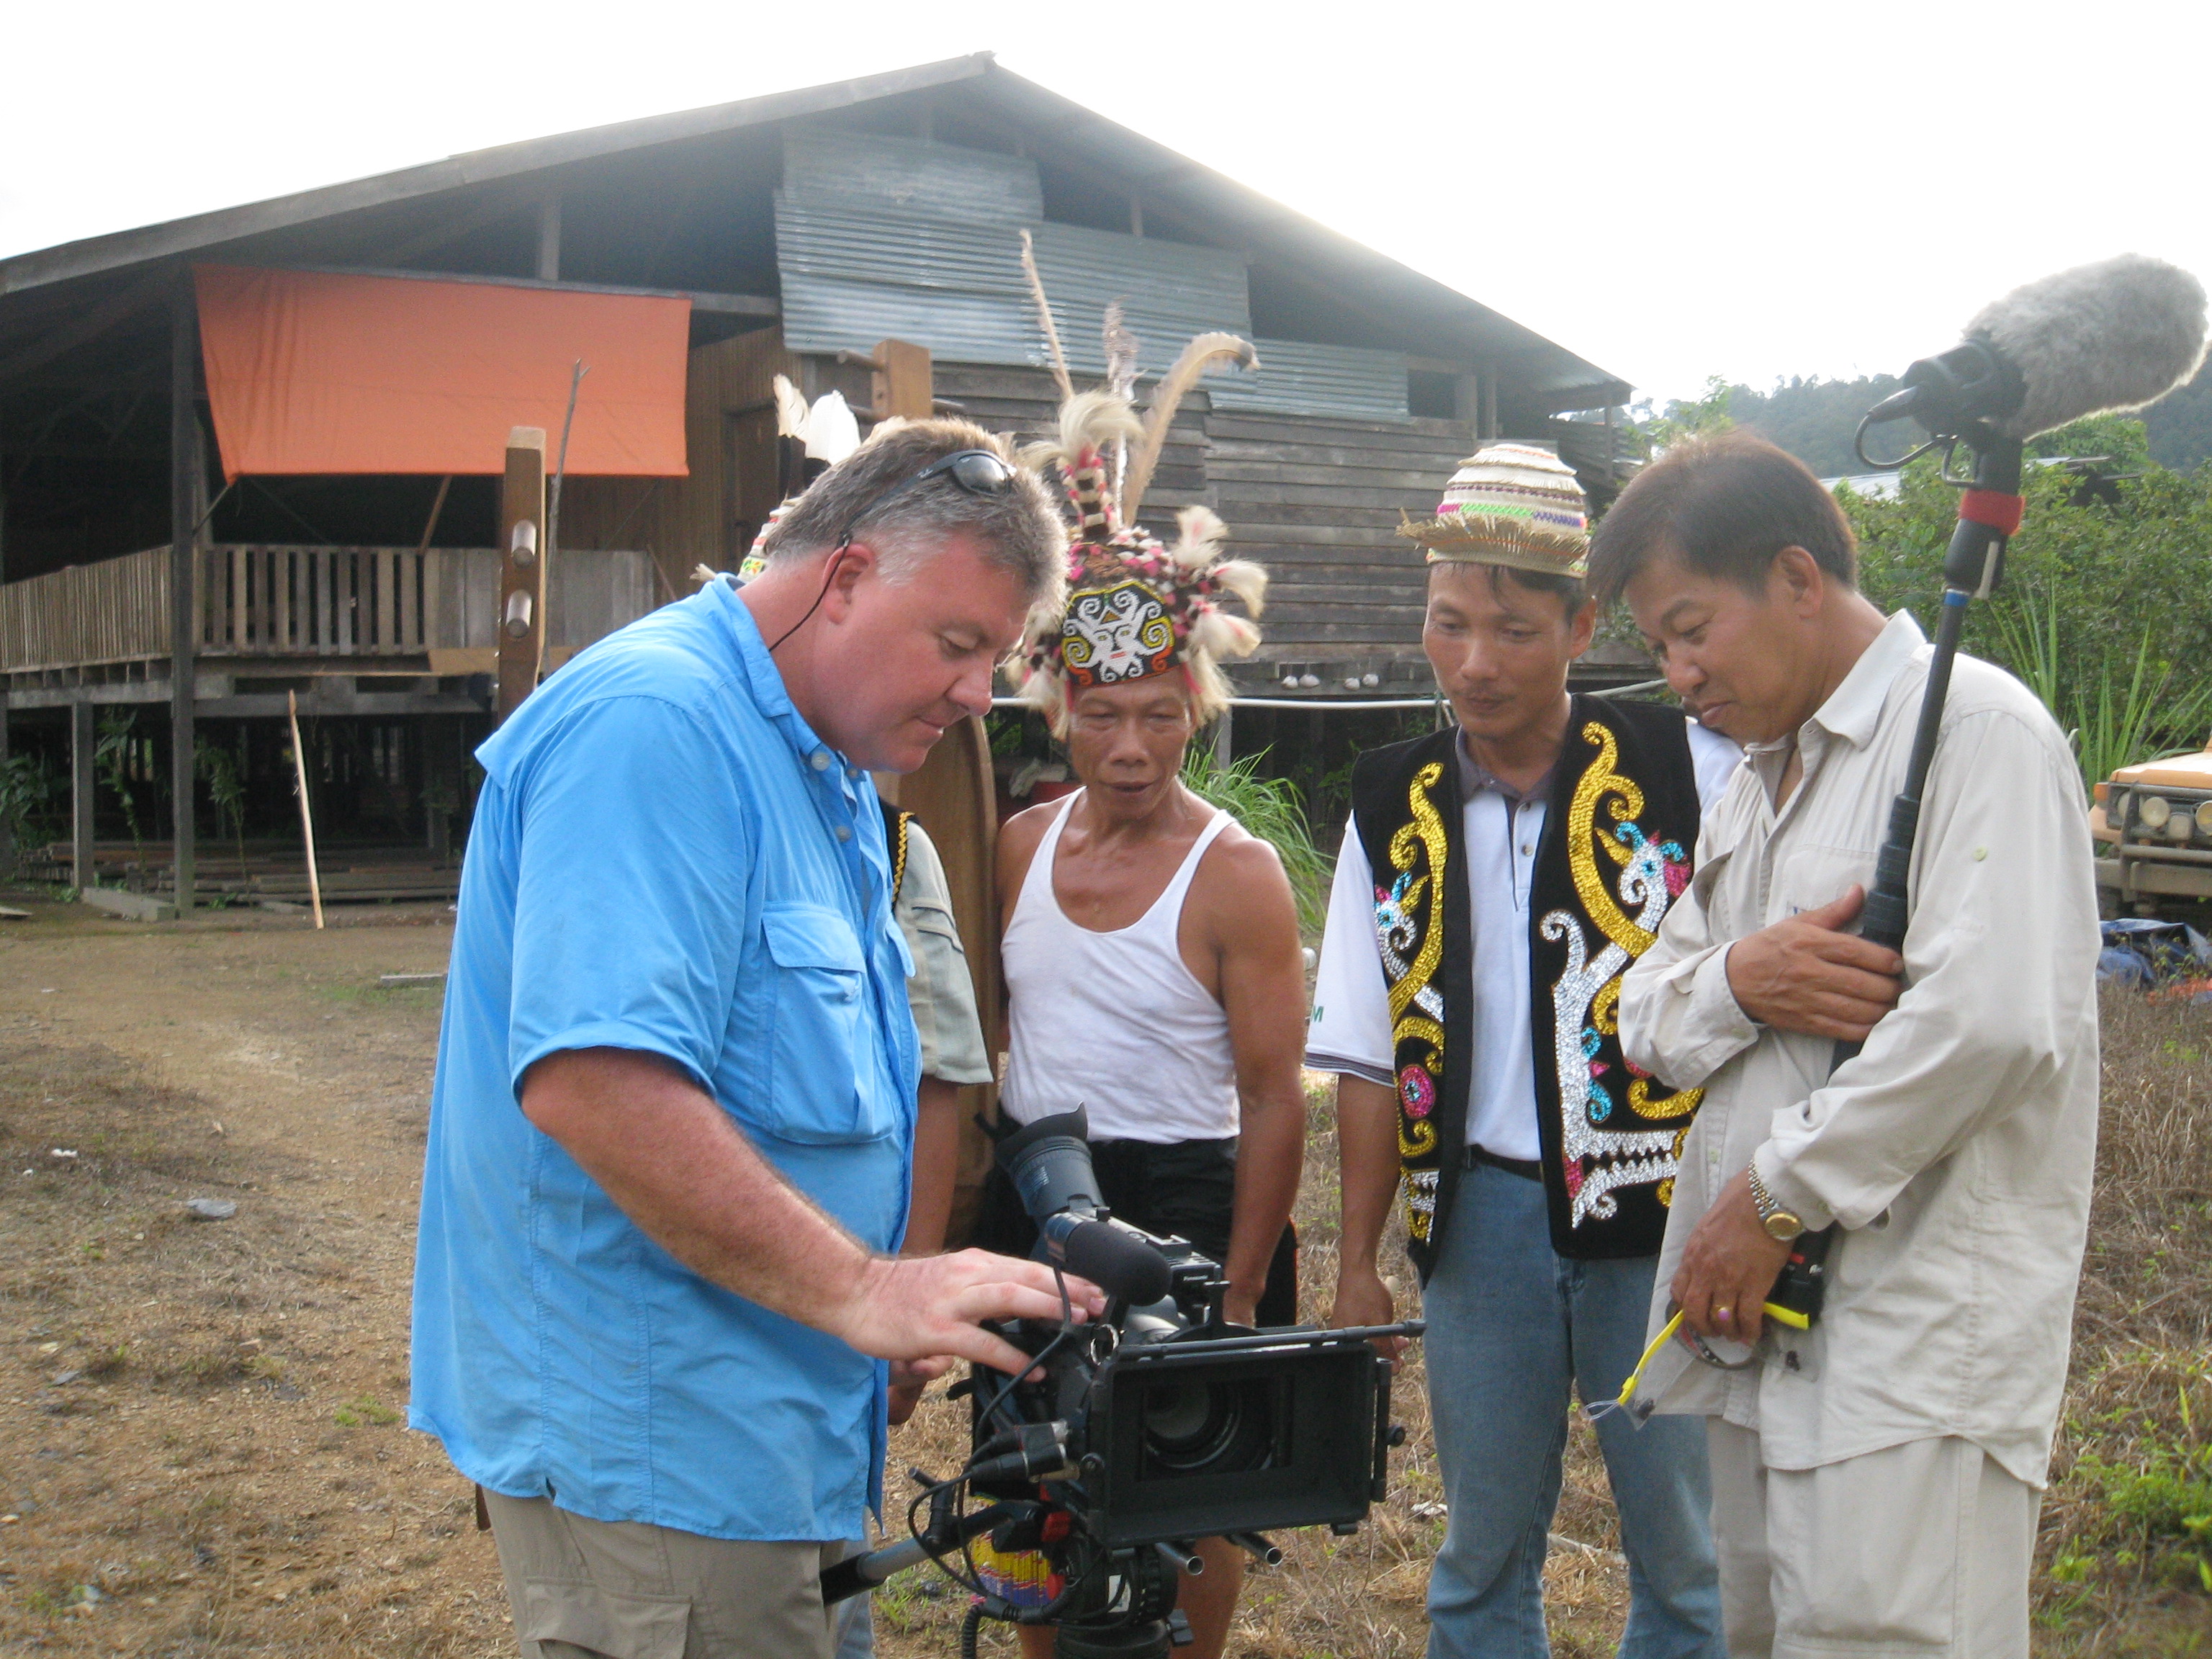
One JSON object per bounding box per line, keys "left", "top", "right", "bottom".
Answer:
{"left": 0, "top": 53, "right": 1638, "bottom": 913}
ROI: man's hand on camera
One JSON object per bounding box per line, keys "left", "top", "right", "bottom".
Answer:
{"left": 1223, "top": 1287, "right": 1260, "bottom": 1329}
{"left": 1724, "top": 885, "right": 1903, "bottom": 1042}
{"left": 1330, "top": 1265, "right": 1407, "bottom": 1359}
{"left": 827, "top": 1249, "right": 1105, "bottom": 1379}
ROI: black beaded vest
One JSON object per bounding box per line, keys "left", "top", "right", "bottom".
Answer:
{"left": 1346, "top": 698, "right": 1707, "bottom": 1278}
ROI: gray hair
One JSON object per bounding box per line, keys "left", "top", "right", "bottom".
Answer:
{"left": 760, "top": 417, "right": 1068, "bottom": 603}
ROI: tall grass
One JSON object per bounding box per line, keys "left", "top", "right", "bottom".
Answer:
{"left": 1990, "top": 585, "right": 2212, "bottom": 794}
{"left": 1182, "top": 744, "right": 1333, "bottom": 938}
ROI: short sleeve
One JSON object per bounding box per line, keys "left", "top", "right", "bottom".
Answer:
{"left": 507, "top": 696, "right": 754, "bottom": 1096}
{"left": 894, "top": 822, "right": 994, "bottom": 1085}
{"left": 1305, "top": 818, "right": 1395, "bottom": 1086}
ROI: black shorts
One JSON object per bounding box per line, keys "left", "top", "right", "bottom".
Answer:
{"left": 972, "top": 1134, "right": 1300, "bottom": 1328}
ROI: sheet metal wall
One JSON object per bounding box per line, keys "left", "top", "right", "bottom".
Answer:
{"left": 774, "top": 128, "right": 1411, "bottom": 423}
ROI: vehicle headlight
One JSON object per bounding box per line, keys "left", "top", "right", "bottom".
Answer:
{"left": 2139, "top": 794, "right": 2171, "bottom": 830}
{"left": 2197, "top": 799, "right": 2212, "bottom": 836}
{"left": 2170, "top": 811, "right": 2195, "bottom": 842}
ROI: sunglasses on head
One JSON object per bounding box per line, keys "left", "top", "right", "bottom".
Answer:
{"left": 837, "top": 448, "right": 1016, "bottom": 549}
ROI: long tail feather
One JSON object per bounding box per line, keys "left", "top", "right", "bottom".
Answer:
{"left": 1125, "top": 333, "right": 1256, "bottom": 523}
{"left": 1019, "top": 230, "right": 1075, "bottom": 403}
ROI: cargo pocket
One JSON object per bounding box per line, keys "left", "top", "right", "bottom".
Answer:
{"left": 758, "top": 902, "right": 886, "bottom": 1144}
{"left": 518, "top": 1579, "right": 691, "bottom": 1659}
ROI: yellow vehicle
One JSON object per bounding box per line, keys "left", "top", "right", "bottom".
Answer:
{"left": 2092, "top": 735, "right": 2212, "bottom": 912}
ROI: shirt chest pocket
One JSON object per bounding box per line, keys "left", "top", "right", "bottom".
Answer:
{"left": 757, "top": 902, "right": 894, "bottom": 1146}
{"left": 1773, "top": 843, "right": 1875, "bottom": 925}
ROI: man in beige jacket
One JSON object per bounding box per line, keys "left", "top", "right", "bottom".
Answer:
{"left": 1590, "top": 433, "right": 2099, "bottom": 1658}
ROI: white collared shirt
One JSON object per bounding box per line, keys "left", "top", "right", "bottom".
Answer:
{"left": 1619, "top": 610, "right": 2100, "bottom": 1486}
{"left": 1308, "top": 716, "right": 1738, "bottom": 1161}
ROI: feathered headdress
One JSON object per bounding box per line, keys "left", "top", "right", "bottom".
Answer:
{"left": 1010, "top": 240, "right": 1267, "bottom": 734}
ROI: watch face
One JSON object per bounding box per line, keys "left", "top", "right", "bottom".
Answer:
{"left": 1763, "top": 1212, "right": 1802, "bottom": 1242}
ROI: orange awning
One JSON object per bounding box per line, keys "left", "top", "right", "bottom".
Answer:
{"left": 194, "top": 264, "right": 690, "bottom": 480}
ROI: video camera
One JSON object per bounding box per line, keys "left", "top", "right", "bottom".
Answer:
{"left": 824, "top": 1108, "right": 1421, "bottom": 1656}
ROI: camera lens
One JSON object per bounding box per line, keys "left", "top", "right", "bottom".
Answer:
{"left": 1138, "top": 1377, "right": 1272, "bottom": 1475}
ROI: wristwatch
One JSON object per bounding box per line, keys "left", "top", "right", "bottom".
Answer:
{"left": 1745, "top": 1162, "right": 1804, "bottom": 1242}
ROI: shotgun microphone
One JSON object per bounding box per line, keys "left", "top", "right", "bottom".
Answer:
{"left": 1863, "top": 253, "right": 2207, "bottom": 445}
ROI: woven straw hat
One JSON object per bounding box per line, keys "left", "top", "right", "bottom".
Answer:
{"left": 1398, "top": 442, "right": 1589, "bottom": 578}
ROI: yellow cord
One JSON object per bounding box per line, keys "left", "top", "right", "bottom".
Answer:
{"left": 1615, "top": 1311, "right": 1683, "bottom": 1408}
{"left": 1611, "top": 1303, "right": 1812, "bottom": 1411}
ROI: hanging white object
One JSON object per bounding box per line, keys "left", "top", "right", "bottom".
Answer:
{"left": 805, "top": 391, "right": 861, "bottom": 464}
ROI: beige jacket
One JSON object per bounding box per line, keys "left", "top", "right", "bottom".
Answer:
{"left": 1620, "top": 611, "right": 2100, "bottom": 1487}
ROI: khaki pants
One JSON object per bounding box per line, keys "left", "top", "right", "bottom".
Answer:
{"left": 1707, "top": 1423, "right": 2039, "bottom": 1659}
{"left": 483, "top": 1491, "right": 841, "bottom": 1659}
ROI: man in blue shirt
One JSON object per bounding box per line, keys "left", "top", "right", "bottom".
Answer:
{"left": 410, "top": 420, "right": 1099, "bottom": 1659}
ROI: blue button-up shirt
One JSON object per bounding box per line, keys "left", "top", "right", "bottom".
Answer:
{"left": 409, "top": 577, "right": 919, "bottom": 1542}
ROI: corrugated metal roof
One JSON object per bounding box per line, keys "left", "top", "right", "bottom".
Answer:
{"left": 782, "top": 125, "right": 1043, "bottom": 225}
{"left": 1209, "top": 338, "right": 1410, "bottom": 423}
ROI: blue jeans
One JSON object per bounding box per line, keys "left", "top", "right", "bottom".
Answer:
{"left": 1421, "top": 1162, "right": 1722, "bottom": 1659}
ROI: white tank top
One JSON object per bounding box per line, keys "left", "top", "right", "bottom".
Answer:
{"left": 1000, "top": 793, "right": 1241, "bottom": 1143}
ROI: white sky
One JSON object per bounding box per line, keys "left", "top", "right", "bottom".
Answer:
{"left": 6, "top": 0, "right": 2208, "bottom": 408}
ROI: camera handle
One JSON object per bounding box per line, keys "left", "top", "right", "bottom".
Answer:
{"left": 1767, "top": 427, "right": 2024, "bottom": 1328}
{"left": 819, "top": 1496, "right": 1037, "bottom": 1606}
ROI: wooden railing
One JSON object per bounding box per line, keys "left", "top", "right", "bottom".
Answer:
{"left": 1, "top": 545, "right": 660, "bottom": 674}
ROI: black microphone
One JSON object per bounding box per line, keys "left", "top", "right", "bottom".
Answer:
{"left": 993, "top": 1106, "right": 1174, "bottom": 1304}
{"left": 1043, "top": 1213, "right": 1173, "bottom": 1305}
{"left": 1864, "top": 253, "right": 2207, "bottom": 443}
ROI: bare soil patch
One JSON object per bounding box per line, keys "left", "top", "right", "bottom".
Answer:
{"left": 0, "top": 896, "right": 505, "bottom": 1658}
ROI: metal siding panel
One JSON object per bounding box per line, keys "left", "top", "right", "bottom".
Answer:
{"left": 774, "top": 192, "right": 1028, "bottom": 295}
{"left": 1210, "top": 338, "right": 1411, "bottom": 423}
{"left": 1027, "top": 224, "right": 1249, "bottom": 379}
{"left": 773, "top": 168, "right": 1251, "bottom": 374}
{"left": 782, "top": 126, "right": 1043, "bottom": 224}
{"left": 779, "top": 271, "right": 1038, "bottom": 365}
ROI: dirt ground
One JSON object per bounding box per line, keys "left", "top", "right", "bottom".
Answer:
{"left": 1, "top": 895, "right": 2208, "bottom": 1658}
{"left": 0, "top": 896, "right": 508, "bottom": 1658}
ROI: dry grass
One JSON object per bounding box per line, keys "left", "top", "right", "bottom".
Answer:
{"left": 2031, "top": 989, "right": 2212, "bottom": 1654}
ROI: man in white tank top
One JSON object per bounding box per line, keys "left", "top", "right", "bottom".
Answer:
{"left": 991, "top": 422, "right": 1308, "bottom": 1659}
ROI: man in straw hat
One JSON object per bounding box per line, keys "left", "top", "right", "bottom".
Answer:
{"left": 1308, "top": 442, "right": 1739, "bottom": 1657}
{"left": 974, "top": 351, "right": 1310, "bottom": 1658}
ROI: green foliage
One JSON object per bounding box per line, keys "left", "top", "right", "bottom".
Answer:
{"left": 2145, "top": 359, "right": 2212, "bottom": 471}
{"left": 1634, "top": 374, "right": 1905, "bottom": 477}
{"left": 1632, "top": 377, "right": 1738, "bottom": 453}
{"left": 1182, "top": 745, "right": 1330, "bottom": 938}
{"left": 94, "top": 711, "right": 145, "bottom": 855}
{"left": 195, "top": 738, "right": 248, "bottom": 869}
{"left": 2028, "top": 413, "right": 2154, "bottom": 472}
{"left": 0, "top": 752, "right": 60, "bottom": 871}
{"left": 1842, "top": 459, "right": 2212, "bottom": 792}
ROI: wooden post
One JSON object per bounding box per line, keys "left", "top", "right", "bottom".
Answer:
{"left": 495, "top": 428, "right": 548, "bottom": 723}
{"left": 169, "top": 276, "right": 199, "bottom": 912}
{"left": 535, "top": 192, "right": 561, "bottom": 283}
{"left": 873, "top": 339, "right": 934, "bottom": 421}
{"left": 287, "top": 691, "right": 324, "bottom": 930}
{"left": 71, "top": 699, "right": 95, "bottom": 891}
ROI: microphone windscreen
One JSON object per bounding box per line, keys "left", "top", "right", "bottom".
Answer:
{"left": 1057, "top": 1218, "right": 1173, "bottom": 1305}
{"left": 1969, "top": 254, "right": 2208, "bottom": 439}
